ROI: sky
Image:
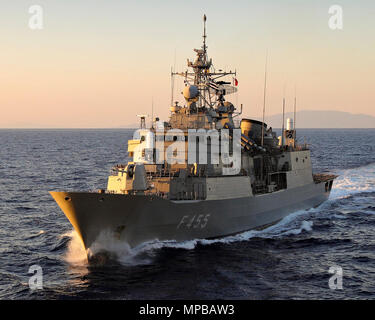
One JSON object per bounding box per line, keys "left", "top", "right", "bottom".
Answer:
{"left": 0, "top": 0, "right": 374, "bottom": 128}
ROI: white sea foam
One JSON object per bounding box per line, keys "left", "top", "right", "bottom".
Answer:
{"left": 329, "top": 162, "right": 375, "bottom": 200}
{"left": 63, "top": 230, "right": 88, "bottom": 266}
{"left": 28, "top": 230, "right": 46, "bottom": 239}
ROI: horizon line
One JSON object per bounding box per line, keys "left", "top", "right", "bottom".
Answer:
{"left": 1, "top": 127, "right": 374, "bottom": 130}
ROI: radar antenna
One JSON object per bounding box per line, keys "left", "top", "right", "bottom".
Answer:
{"left": 171, "top": 14, "right": 237, "bottom": 111}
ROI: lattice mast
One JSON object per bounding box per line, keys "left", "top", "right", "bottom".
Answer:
{"left": 171, "top": 15, "right": 236, "bottom": 110}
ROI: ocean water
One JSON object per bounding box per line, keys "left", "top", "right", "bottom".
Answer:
{"left": 0, "top": 128, "right": 375, "bottom": 300}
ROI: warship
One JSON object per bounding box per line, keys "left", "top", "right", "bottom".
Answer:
{"left": 50, "top": 16, "right": 337, "bottom": 254}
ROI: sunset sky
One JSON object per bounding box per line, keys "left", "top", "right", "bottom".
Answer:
{"left": 0, "top": 0, "right": 374, "bottom": 128}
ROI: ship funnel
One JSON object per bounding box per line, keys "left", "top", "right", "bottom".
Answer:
{"left": 241, "top": 119, "right": 267, "bottom": 145}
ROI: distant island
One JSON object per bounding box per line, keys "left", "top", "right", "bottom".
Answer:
{"left": 257, "top": 110, "right": 375, "bottom": 129}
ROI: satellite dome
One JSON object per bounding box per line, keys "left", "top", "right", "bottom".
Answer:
{"left": 183, "top": 85, "right": 199, "bottom": 100}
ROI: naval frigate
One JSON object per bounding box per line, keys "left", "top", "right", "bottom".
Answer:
{"left": 50, "top": 15, "right": 337, "bottom": 254}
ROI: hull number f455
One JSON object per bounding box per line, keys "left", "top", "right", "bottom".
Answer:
{"left": 177, "top": 214, "right": 210, "bottom": 229}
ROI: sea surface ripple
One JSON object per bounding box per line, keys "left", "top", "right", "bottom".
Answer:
{"left": 0, "top": 128, "right": 374, "bottom": 299}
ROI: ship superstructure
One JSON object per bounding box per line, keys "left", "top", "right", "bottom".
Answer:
{"left": 50, "top": 16, "right": 336, "bottom": 253}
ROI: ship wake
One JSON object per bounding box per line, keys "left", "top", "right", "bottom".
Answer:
{"left": 329, "top": 162, "right": 375, "bottom": 200}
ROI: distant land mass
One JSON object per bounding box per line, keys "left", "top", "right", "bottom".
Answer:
{"left": 120, "top": 110, "right": 375, "bottom": 129}
{"left": 261, "top": 110, "right": 375, "bottom": 129}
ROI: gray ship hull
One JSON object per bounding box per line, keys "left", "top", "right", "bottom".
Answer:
{"left": 50, "top": 181, "right": 330, "bottom": 250}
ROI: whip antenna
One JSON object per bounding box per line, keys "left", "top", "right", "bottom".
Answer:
{"left": 261, "top": 51, "right": 268, "bottom": 146}
{"left": 281, "top": 84, "right": 286, "bottom": 146}
{"left": 294, "top": 86, "right": 297, "bottom": 148}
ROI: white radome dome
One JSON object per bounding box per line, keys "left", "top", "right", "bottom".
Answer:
{"left": 183, "top": 85, "right": 199, "bottom": 100}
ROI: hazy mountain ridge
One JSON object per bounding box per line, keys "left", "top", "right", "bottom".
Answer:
{"left": 261, "top": 110, "right": 375, "bottom": 129}
{"left": 118, "top": 110, "right": 375, "bottom": 129}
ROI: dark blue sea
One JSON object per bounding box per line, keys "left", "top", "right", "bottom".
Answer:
{"left": 1, "top": 128, "right": 375, "bottom": 300}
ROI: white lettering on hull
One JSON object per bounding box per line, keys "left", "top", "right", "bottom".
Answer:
{"left": 177, "top": 214, "right": 210, "bottom": 229}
